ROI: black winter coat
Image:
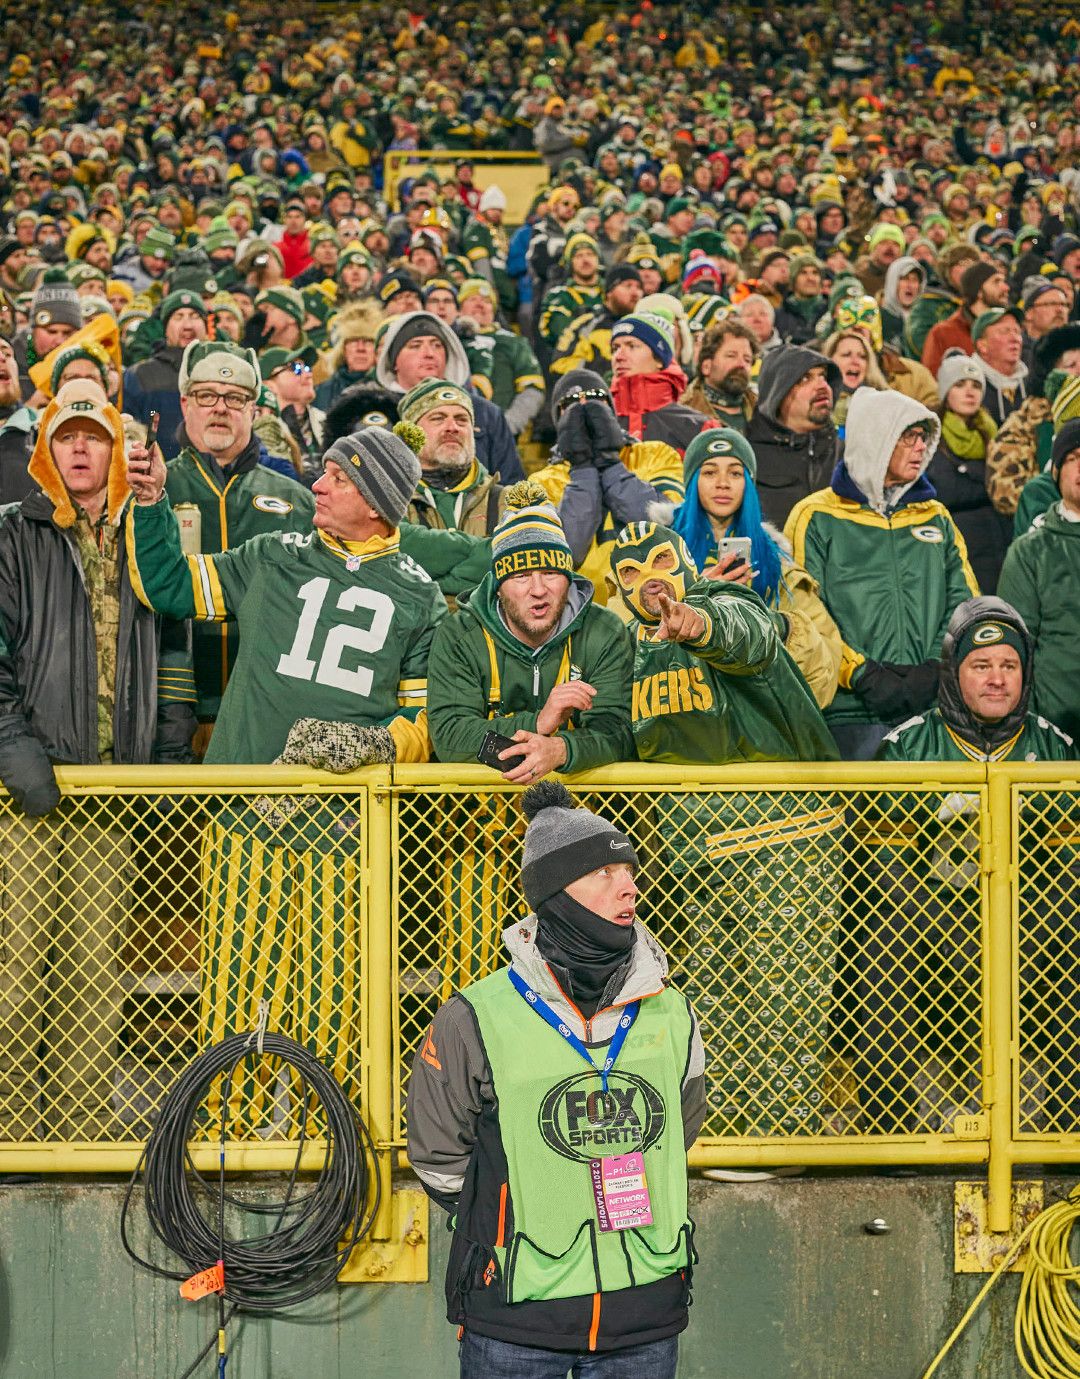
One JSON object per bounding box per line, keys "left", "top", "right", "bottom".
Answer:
{"left": 0, "top": 493, "right": 195, "bottom": 771}
{"left": 926, "top": 438, "right": 1011, "bottom": 594}
{"left": 746, "top": 346, "right": 840, "bottom": 527}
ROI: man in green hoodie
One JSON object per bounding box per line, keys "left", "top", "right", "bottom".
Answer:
{"left": 427, "top": 482, "right": 634, "bottom": 992}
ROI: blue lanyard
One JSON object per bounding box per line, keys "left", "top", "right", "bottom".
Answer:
{"left": 508, "top": 968, "right": 639, "bottom": 1092}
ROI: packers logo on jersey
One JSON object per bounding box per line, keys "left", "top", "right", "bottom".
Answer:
{"left": 911, "top": 526, "right": 943, "bottom": 543}
{"left": 252, "top": 494, "right": 294, "bottom": 515}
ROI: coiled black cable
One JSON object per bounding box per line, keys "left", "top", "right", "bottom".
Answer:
{"left": 121, "top": 1029, "right": 380, "bottom": 1377}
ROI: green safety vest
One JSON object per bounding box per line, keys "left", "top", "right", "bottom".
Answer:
{"left": 461, "top": 969, "right": 694, "bottom": 1305}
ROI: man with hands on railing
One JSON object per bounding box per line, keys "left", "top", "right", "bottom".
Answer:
{"left": 0, "top": 379, "right": 196, "bottom": 1141}
{"left": 426, "top": 481, "right": 633, "bottom": 991}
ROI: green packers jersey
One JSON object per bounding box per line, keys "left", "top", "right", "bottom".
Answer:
{"left": 165, "top": 447, "right": 315, "bottom": 718}
{"left": 127, "top": 498, "right": 446, "bottom": 763}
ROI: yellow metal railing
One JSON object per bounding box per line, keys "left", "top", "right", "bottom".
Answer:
{"left": 0, "top": 762, "right": 1077, "bottom": 1232}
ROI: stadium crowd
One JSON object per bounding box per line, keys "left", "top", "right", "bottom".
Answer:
{"left": 0, "top": 0, "right": 1079, "bottom": 1181}
{"left": 2, "top": 12, "right": 1080, "bottom": 1363}
{"left": 2, "top": 0, "right": 1079, "bottom": 784}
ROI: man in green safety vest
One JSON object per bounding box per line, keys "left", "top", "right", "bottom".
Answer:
{"left": 407, "top": 781, "right": 705, "bottom": 1378}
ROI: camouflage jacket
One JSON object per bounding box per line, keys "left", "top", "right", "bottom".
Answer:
{"left": 985, "top": 397, "right": 1054, "bottom": 517}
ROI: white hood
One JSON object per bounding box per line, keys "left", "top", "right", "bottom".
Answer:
{"left": 374, "top": 310, "right": 471, "bottom": 393}
{"left": 844, "top": 386, "right": 940, "bottom": 515}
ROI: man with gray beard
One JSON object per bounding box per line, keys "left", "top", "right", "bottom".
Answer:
{"left": 401, "top": 378, "right": 504, "bottom": 539}
{"left": 0, "top": 335, "right": 37, "bottom": 505}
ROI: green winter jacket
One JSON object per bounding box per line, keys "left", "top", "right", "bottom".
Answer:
{"left": 904, "top": 285, "right": 958, "bottom": 361}
{"left": 1014, "top": 472, "right": 1059, "bottom": 536}
{"left": 463, "top": 327, "right": 544, "bottom": 413}
{"left": 630, "top": 580, "right": 838, "bottom": 764}
{"left": 428, "top": 572, "right": 634, "bottom": 773}
{"left": 406, "top": 459, "right": 502, "bottom": 540}
{"left": 125, "top": 498, "right": 445, "bottom": 764}
{"left": 997, "top": 504, "right": 1080, "bottom": 742}
{"left": 786, "top": 390, "right": 979, "bottom": 725}
{"left": 880, "top": 708, "right": 1074, "bottom": 762}
{"left": 165, "top": 442, "right": 315, "bottom": 717}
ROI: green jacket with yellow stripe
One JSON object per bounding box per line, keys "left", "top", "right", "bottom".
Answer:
{"left": 462, "top": 326, "right": 544, "bottom": 412}
{"left": 164, "top": 442, "right": 315, "bottom": 719}
{"left": 785, "top": 470, "right": 979, "bottom": 725}
{"left": 630, "top": 580, "right": 838, "bottom": 765}
{"left": 427, "top": 571, "right": 634, "bottom": 772}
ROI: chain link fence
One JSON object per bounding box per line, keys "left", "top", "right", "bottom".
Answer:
{"left": 0, "top": 766, "right": 1075, "bottom": 1188}
{"left": 390, "top": 778, "right": 988, "bottom": 1150}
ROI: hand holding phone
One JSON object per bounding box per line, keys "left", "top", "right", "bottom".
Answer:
{"left": 476, "top": 730, "right": 526, "bottom": 773}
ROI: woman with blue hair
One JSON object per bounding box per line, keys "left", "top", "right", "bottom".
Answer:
{"left": 664, "top": 427, "right": 842, "bottom": 708}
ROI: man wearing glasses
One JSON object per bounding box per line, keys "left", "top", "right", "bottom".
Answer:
{"left": 165, "top": 341, "right": 313, "bottom": 747}
{"left": 262, "top": 346, "right": 325, "bottom": 485}
{"left": 786, "top": 388, "right": 978, "bottom": 758}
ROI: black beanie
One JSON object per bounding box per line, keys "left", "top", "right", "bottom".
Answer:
{"left": 604, "top": 263, "right": 644, "bottom": 293}
{"left": 551, "top": 368, "right": 612, "bottom": 418}
{"left": 1051, "top": 417, "right": 1080, "bottom": 476}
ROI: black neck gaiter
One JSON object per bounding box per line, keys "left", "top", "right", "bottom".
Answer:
{"left": 536, "top": 891, "right": 636, "bottom": 1019}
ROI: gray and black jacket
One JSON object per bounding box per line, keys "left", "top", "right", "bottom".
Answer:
{"left": 407, "top": 914, "right": 705, "bottom": 1353}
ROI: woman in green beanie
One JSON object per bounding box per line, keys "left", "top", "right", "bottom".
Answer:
{"left": 665, "top": 427, "right": 841, "bottom": 707}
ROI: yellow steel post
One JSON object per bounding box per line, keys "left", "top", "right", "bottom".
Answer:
{"left": 365, "top": 769, "right": 395, "bottom": 1241}
{"left": 985, "top": 767, "right": 1014, "bottom": 1232}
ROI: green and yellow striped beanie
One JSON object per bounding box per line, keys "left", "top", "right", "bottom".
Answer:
{"left": 491, "top": 480, "right": 574, "bottom": 586}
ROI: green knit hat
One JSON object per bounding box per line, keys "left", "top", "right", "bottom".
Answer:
{"left": 140, "top": 224, "right": 176, "bottom": 262}
{"left": 256, "top": 285, "right": 305, "bottom": 326}
{"left": 49, "top": 340, "right": 111, "bottom": 396}
{"left": 399, "top": 377, "right": 474, "bottom": 425}
{"left": 954, "top": 619, "right": 1028, "bottom": 669}
{"left": 490, "top": 480, "right": 574, "bottom": 587}
{"left": 202, "top": 217, "right": 239, "bottom": 256}
{"left": 160, "top": 288, "right": 209, "bottom": 326}
{"left": 682, "top": 427, "right": 757, "bottom": 487}
{"left": 562, "top": 231, "right": 600, "bottom": 265}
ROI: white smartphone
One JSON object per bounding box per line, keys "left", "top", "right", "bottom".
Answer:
{"left": 716, "top": 536, "right": 752, "bottom": 567}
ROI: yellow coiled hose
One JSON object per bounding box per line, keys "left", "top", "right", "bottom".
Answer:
{"left": 922, "top": 1185, "right": 1080, "bottom": 1379}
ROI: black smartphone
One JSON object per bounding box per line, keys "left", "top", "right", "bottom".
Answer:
{"left": 145, "top": 410, "right": 159, "bottom": 451}
{"left": 476, "top": 730, "right": 526, "bottom": 772}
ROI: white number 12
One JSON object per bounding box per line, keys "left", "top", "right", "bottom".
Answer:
{"left": 276, "top": 577, "right": 394, "bottom": 697}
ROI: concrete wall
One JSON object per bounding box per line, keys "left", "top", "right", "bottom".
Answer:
{"left": 0, "top": 1171, "right": 1060, "bottom": 1379}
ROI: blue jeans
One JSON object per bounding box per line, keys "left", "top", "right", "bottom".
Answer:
{"left": 459, "top": 1329, "right": 679, "bottom": 1378}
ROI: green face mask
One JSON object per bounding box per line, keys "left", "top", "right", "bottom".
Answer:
{"left": 611, "top": 521, "right": 698, "bottom": 625}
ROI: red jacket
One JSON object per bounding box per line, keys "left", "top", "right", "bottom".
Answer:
{"left": 611, "top": 365, "right": 707, "bottom": 453}
{"left": 922, "top": 306, "right": 973, "bottom": 380}
{"left": 280, "top": 230, "right": 312, "bottom": 281}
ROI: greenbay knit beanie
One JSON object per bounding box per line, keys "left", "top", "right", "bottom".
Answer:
{"left": 520, "top": 781, "right": 638, "bottom": 910}
{"left": 490, "top": 479, "right": 574, "bottom": 587}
